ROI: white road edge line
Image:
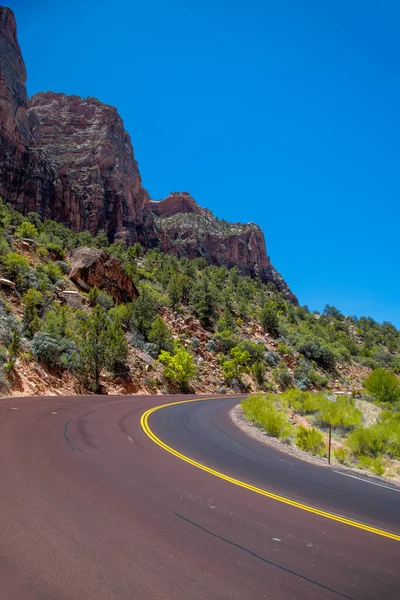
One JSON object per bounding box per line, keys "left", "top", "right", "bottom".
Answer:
{"left": 333, "top": 470, "right": 400, "bottom": 493}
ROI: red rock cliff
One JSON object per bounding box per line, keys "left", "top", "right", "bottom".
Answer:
{"left": 0, "top": 7, "right": 296, "bottom": 303}
{"left": 152, "top": 192, "right": 297, "bottom": 303}
{"left": 29, "top": 92, "right": 155, "bottom": 244}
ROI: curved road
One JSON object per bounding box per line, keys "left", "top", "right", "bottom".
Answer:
{"left": 0, "top": 394, "right": 399, "bottom": 600}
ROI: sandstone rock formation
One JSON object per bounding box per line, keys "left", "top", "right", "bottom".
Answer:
{"left": 0, "top": 7, "right": 297, "bottom": 303}
{"left": 68, "top": 247, "right": 138, "bottom": 304}
{"left": 152, "top": 192, "right": 297, "bottom": 303}
{"left": 29, "top": 93, "right": 156, "bottom": 245}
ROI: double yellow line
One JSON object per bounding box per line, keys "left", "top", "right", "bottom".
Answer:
{"left": 141, "top": 397, "right": 400, "bottom": 542}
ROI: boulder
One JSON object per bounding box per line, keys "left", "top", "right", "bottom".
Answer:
{"left": 0, "top": 277, "right": 15, "bottom": 288}
{"left": 67, "top": 247, "right": 138, "bottom": 304}
{"left": 59, "top": 290, "right": 84, "bottom": 308}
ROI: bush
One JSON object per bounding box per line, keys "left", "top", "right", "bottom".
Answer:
{"left": 56, "top": 260, "right": 71, "bottom": 274}
{"left": 159, "top": 344, "right": 196, "bottom": 391}
{"left": 221, "top": 347, "right": 250, "bottom": 382}
{"left": 213, "top": 330, "right": 240, "bottom": 352}
{"left": 237, "top": 339, "right": 265, "bottom": 363}
{"left": 295, "top": 426, "right": 325, "bottom": 456}
{"left": 252, "top": 360, "right": 265, "bottom": 385}
{"left": 277, "top": 341, "right": 292, "bottom": 356}
{"left": 190, "top": 336, "right": 201, "bottom": 349}
{"left": 308, "top": 369, "right": 329, "bottom": 389}
{"left": 265, "top": 350, "right": 280, "bottom": 367}
{"left": 347, "top": 426, "right": 387, "bottom": 457}
{"left": 272, "top": 362, "right": 293, "bottom": 390}
{"left": 260, "top": 302, "right": 279, "bottom": 337}
{"left": 333, "top": 446, "right": 350, "bottom": 465}
{"left": 31, "top": 332, "right": 77, "bottom": 369}
{"left": 148, "top": 316, "right": 174, "bottom": 354}
{"left": 2, "top": 252, "right": 30, "bottom": 288}
{"left": 241, "top": 394, "right": 292, "bottom": 439}
{"left": 205, "top": 339, "right": 218, "bottom": 353}
{"left": 357, "top": 455, "right": 385, "bottom": 476}
{"left": 364, "top": 368, "right": 400, "bottom": 404}
{"left": 130, "top": 332, "right": 158, "bottom": 358}
{"left": 316, "top": 396, "right": 362, "bottom": 431}
{"left": 88, "top": 287, "right": 114, "bottom": 310}
{"left": 296, "top": 337, "right": 336, "bottom": 370}
{"left": 15, "top": 221, "right": 39, "bottom": 239}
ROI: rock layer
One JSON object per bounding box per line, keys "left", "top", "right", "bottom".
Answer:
{"left": 0, "top": 7, "right": 296, "bottom": 303}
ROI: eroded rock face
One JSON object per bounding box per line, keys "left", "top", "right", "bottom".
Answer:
{"left": 29, "top": 93, "right": 156, "bottom": 244}
{"left": 68, "top": 247, "right": 138, "bottom": 304}
{"left": 153, "top": 192, "right": 297, "bottom": 303}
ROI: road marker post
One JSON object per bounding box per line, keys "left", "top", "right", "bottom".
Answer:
{"left": 328, "top": 426, "right": 332, "bottom": 464}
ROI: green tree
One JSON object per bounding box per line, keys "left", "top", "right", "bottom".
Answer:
{"left": 364, "top": 368, "right": 400, "bottom": 403}
{"left": 159, "top": 344, "right": 196, "bottom": 391}
{"left": 167, "top": 273, "right": 192, "bottom": 307}
{"left": 221, "top": 347, "right": 250, "bottom": 381}
{"left": 260, "top": 302, "right": 279, "bottom": 337}
{"left": 79, "top": 306, "right": 127, "bottom": 392}
{"left": 190, "top": 279, "right": 217, "bottom": 328}
{"left": 131, "top": 286, "right": 158, "bottom": 337}
{"left": 22, "top": 289, "right": 44, "bottom": 337}
{"left": 6, "top": 327, "right": 21, "bottom": 370}
{"left": 217, "top": 307, "right": 237, "bottom": 333}
{"left": 148, "top": 316, "right": 174, "bottom": 353}
{"left": 2, "top": 252, "right": 30, "bottom": 288}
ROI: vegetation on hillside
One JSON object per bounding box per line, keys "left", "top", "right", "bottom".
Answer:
{"left": 242, "top": 380, "right": 400, "bottom": 478}
{"left": 0, "top": 198, "right": 399, "bottom": 402}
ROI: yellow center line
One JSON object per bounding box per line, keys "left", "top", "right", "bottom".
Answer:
{"left": 141, "top": 397, "right": 400, "bottom": 542}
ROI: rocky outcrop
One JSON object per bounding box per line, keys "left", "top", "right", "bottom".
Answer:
{"left": 152, "top": 192, "right": 297, "bottom": 303}
{"left": 0, "top": 7, "right": 296, "bottom": 303}
{"left": 29, "top": 93, "right": 156, "bottom": 244}
{"left": 68, "top": 247, "right": 138, "bottom": 304}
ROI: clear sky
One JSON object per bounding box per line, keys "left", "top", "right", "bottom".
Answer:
{"left": 6, "top": 0, "right": 400, "bottom": 326}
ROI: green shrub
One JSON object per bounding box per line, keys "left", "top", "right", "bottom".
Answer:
{"left": 148, "top": 316, "right": 174, "bottom": 354}
{"left": 213, "top": 330, "right": 240, "bottom": 352}
{"left": 316, "top": 396, "right": 362, "bottom": 431}
{"left": 277, "top": 341, "right": 292, "bottom": 356}
{"left": 333, "top": 446, "right": 350, "bottom": 465}
{"left": 2, "top": 252, "right": 30, "bottom": 288}
{"left": 241, "top": 394, "right": 292, "bottom": 439}
{"left": 296, "top": 337, "right": 336, "bottom": 370}
{"left": 88, "top": 287, "right": 114, "bottom": 310}
{"left": 221, "top": 347, "right": 250, "bottom": 382}
{"left": 347, "top": 426, "right": 387, "bottom": 457}
{"left": 357, "top": 455, "right": 385, "bottom": 476}
{"left": 31, "top": 332, "right": 77, "bottom": 369}
{"left": 295, "top": 426, "right": 325, "bottom": 456}
{"left": 272, "top": 361, "right": 293, "bottom": 390}
{"left": 260, "top": 302, "right": 279, "bottom": 337}
{"left": 364, "top": 368, "right": 400, "bottom": 404}
{"left": 237, "top": 339, "right": 265, "bottom": 363}
{"left": 15, "top": 221, "right": 39, "bottom": 239}
{"left": 252, "top": 360, "right": 265, "bottom": 385}
{"left": 159, "top": 344, "right": 196, "bottom": 391}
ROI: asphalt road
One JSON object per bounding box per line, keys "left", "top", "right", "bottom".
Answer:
{"left": 0, "top": 394, "right": 399, "bottom": 600}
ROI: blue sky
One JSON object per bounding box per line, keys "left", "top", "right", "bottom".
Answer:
{"left": 7, "top": 0, "right": 400, "bottom": 326}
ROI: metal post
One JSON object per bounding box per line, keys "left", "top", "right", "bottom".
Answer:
{"left": 328, "top": 426, "right": 332, "bottom": 465}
